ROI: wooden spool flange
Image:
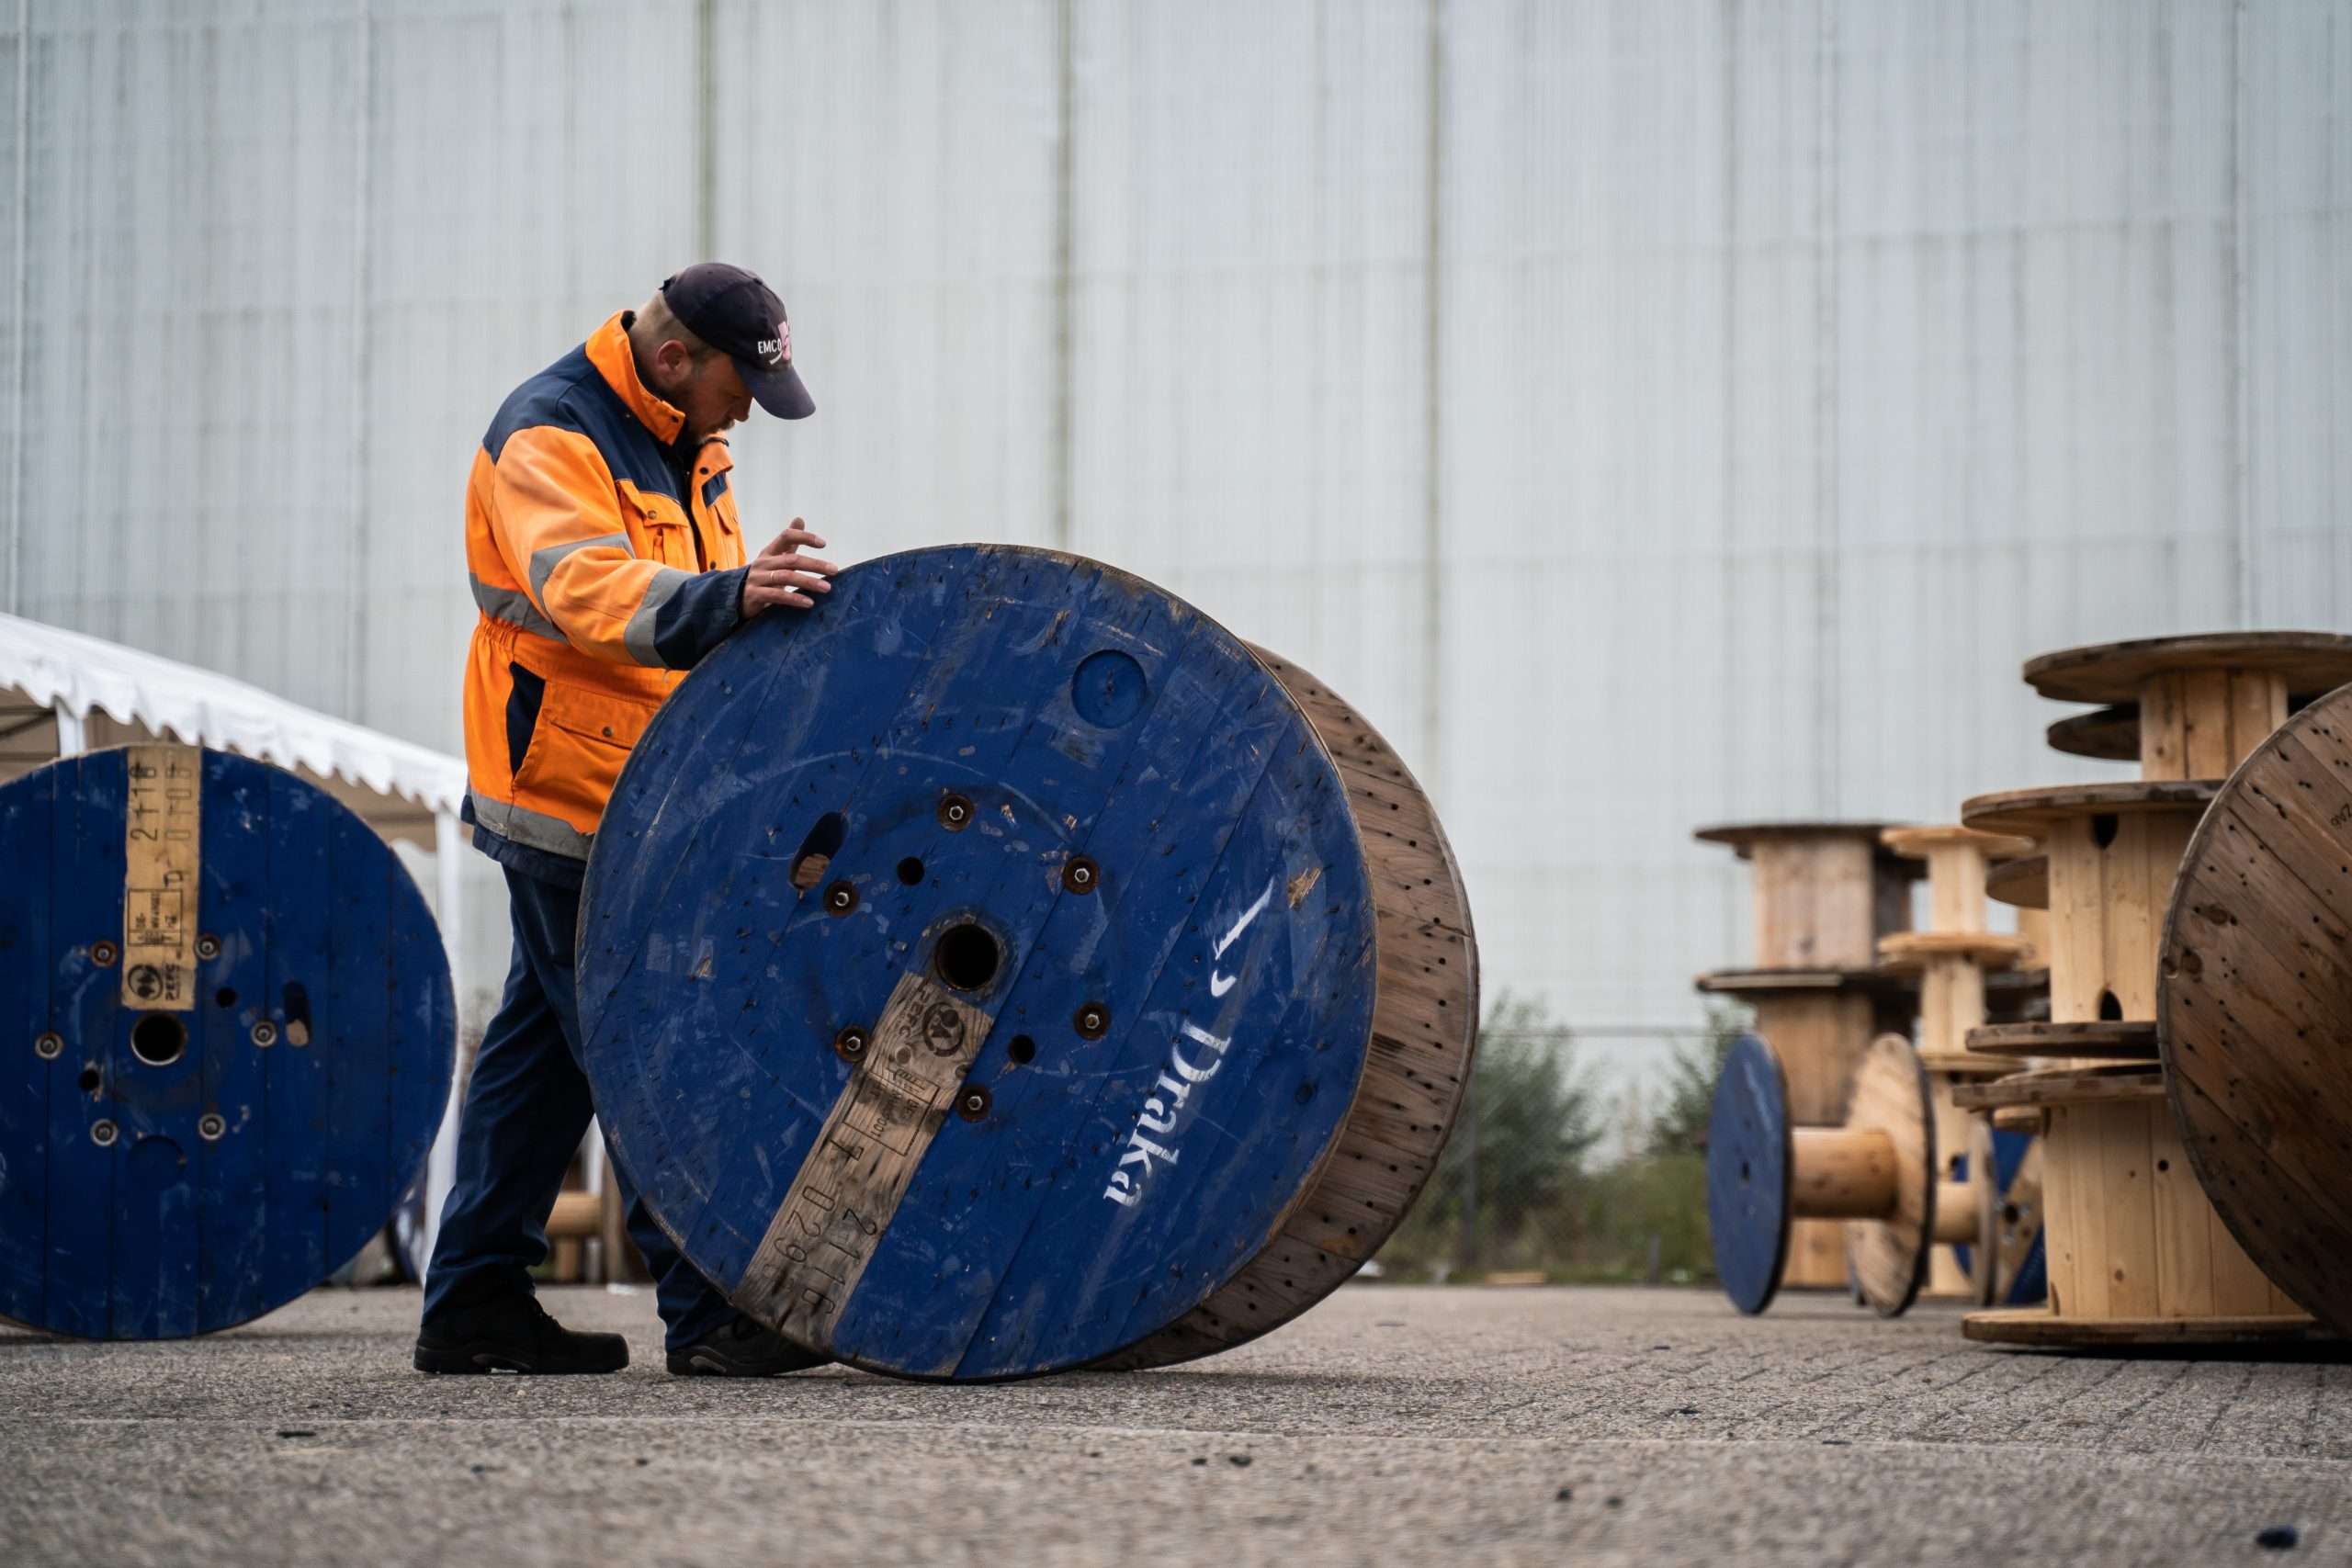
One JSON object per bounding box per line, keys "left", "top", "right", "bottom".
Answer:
{"left": 575, "top": 546, "right": 1476, "bottom": 1381}
{"left": 2160, "top": 682, "right": 2352, "bottom": 1338}
{"left": 1964, "top": 1021, "right": 2156, "bottom": 1063}
{"left": 2024, "top": 633, "right": 2352, "bottom": 782}
{"left": 0, "top": 746, "right": 456, "bottom": 1339}
{"left": 1708, "top": 1033, "right": 1958, "bottom": 1317}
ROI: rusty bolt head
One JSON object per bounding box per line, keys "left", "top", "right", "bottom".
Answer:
{"left": 250, "top": 1020, "right": 279, "bottom": 1048}
{"left": 833, "top": 1024, "right": 870, "bottom": 1064}
{"left": 195, "top": 933, "right": 221, "bottom": 961}
{"left": 91, "top": 941, "right": 119, "bottom": 967}
{"left": 824, "top": 881, "right": 858, "bottom": 917}
{"left": 90, "top": 1120, "right": 118, "bottom": 1148}
{"left": 198, "top": 1111, "right": 226, "bottom": 1142}
{"left": 1062, "top": 857, "right": 1099, "bottom": 895}
{"left": 937, "top": 793, "right": 974, "bottom": 831}
{"left": 1073, "top": 1003, "right": 1109, "bottom": 1041}
{"left": 956, "top": 1086, "right": 991, "bottom": 1122}
{"left": 33, "top": 1032, "right": 62, "bottom": 1061}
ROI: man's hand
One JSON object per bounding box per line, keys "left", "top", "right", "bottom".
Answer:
{"left": 741, "top": 520, "right": 842, "bottom": 615}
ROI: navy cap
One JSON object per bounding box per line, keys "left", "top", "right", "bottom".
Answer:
{"left": 659, "top": 263, "right": 814, "bottom": 421}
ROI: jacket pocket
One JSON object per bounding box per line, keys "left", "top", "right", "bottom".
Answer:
{"left": 505, "top": 679, "right": 658, "bottom": 831}
{"left": 504, "top": 663, "right": 547, "bottom": 776}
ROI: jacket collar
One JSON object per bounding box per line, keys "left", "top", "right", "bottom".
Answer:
{"left": 587, "top": 311, "right": 685, "bottom": 446}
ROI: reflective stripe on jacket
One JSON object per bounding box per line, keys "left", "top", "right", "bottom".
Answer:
{"left": 460, "top": 310, "right": 748, "bottom": 870}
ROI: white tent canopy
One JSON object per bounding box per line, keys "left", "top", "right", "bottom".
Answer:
{"left": 0, "top": 610, "right": 465, "bottom": 828}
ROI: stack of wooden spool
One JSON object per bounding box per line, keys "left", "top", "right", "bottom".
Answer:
{"left": 1952, "top": 634, "right": 2352, "bottom": 1346}
{"left": 1692, "top": 824, "right": 1920, "bottom": 1291}
{"left": 1876, "top": 827, "right": 2042, "bottom": 1303}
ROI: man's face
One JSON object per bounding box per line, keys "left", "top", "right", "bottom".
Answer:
{"left": 671, "top": 350, "right": 755, "bottom": 444}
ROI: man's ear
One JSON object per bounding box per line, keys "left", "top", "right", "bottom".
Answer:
{"left": 650, "top": 337, "right": 694, "bottom": 387}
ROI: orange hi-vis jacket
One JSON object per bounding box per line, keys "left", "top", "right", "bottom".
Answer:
{"left": 461, "top": 311, "right": 749, "bottom": 880}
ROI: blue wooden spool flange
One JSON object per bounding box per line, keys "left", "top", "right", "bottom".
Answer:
{"left": 577, "top": 545, "right": 1378, "bottom": 1382}
{"left": 0, "top": 746, "right": 455, "bottom": 1339}
{"left": 1707, "top": 1032, "right": 1792, "bottom": 1316}
{"left": 1954, "top": 1125, "right": 2046, "bottom": 1307}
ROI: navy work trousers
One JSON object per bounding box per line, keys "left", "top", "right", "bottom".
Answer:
{"left": 421, "top": 866, "right": 739, "bottom": 1353}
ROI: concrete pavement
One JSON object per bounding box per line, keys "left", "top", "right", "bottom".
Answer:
{"left": 3, "top": 1284, "right": 2346, "bottom": 1566}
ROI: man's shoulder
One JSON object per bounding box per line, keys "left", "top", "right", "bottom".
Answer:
{"left": 481, "top": 344, "right": 669, "bottom": 496}
{"left": 481, "top": 344, "right": 604, "bottom": 460}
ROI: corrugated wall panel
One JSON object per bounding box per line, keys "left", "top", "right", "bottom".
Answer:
{"left": 707, "top": 0, "right": 1062, "bottom": 567}
{"left": 1068, "top": 0, "right": 1436, "bottom": 760}
{"left": 3, "top": 0, "right": 2348, "bottom": 1091}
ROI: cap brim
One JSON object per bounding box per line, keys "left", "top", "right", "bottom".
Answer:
{"left": 740, "top": 356, "right": 815, "bottom": 421}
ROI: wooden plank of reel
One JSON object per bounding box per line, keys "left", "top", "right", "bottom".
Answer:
{"left": 574, "top": 546, "right": 1475, "bottom": 1382}
{"left": 1692, "top": 823, "right": 1922, "bottom": 1291}
{"left": 2159, "top": 682, "right": 2352, "bottom": 1339}
{"left": 0, "top": 746, "right": 455, "bottom": 1339}
{"left": 1708, "top": 1033, "right": 1985, "bottom": 1318}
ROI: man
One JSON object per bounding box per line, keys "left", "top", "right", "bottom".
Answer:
{"left": 415, "top": 264, "right": 841, "bottom": 1375}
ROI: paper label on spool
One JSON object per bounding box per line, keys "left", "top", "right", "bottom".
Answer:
{"left": 121, "top": 744, "right": 201, "bottom": 1010}
{"left": 735, "top": 969, "right": 994, "bottom": 1348}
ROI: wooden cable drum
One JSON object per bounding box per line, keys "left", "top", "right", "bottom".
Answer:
{"left": 2160, "top": 681, "right": 2352, "bottom": 1338}
{"left": 2023, "top": 633, "right": 2352, "bottom": 783}
{"left": 0, "top": 746, "right": 455, "bottom": 1339}
{"left": 1099, "top": 646, "right": 1476, "bottom": 1371}
{"left": 1707, "top": 1033, "right": 1950, "bottom": 1318}
{"left": 575, "top": 546, "right": 1476, "bottom": 1382}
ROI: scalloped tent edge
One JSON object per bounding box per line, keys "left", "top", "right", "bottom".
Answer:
{"left": 0, "top": 610, "right": 465, "bottom": 823}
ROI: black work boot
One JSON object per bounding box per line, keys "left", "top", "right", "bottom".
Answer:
{"left": 413, "top": 1294, "right": 629, "bottom": 1374}
{"left": 666, "top": 1316, "right": 830, "bottom": 1377}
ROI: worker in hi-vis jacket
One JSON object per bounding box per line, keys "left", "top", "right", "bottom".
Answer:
{"left": 417, "top": 264, "right": 839, "bottom": 1376}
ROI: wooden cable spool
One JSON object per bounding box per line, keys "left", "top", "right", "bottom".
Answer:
{"left": 574, "top": 546, "right": 1476, "bottom": 1382}
{"left": 1953, "top": 635, "right": 2344, "bottom": 1348}
{"left": 1692, "top": 822, "right": 1921, "bottom": 1290}
{"left": 1708, "top": 1033, "right": 1984, "bottom": 1317}
{"left": 0, "top": 746, "right": 455, "bottom": 1338}
{"left": 1876, "top": 826, "right": 2045, "bottom": 1306}
{"left": 2159, "top": 681, "right": 2352, "bottom": 1339}
{"left": 2025, "top": 633, "right": 2352, "bottom": 782}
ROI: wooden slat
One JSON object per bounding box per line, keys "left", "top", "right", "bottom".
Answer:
{"left": 2094, "top": 1102, "right": 2160, "bottom": 1317}
{"left": 2148, "top": 1106, "right": 2213, "bottom": 1317}
{"left": 2044, "top": 1106, "right": 2090, "bottom": 1316}
{"left": 2140, "top": 673, "right": 2189, "bottom": 780}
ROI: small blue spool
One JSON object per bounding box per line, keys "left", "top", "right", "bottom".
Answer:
{"left": 0, "top": 747, "right": 454, "bottom": 1339}
{"left": 1954, "top": 1125, "right": 2046, "bottom": 1306}
{"left": 578, "top": 546, "right": 1377, "bottom": 1381}
{"left": 1707, "top": 1032, "right": 1793, "bottom": 1316}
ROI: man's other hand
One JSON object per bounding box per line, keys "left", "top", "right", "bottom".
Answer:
{"left": 741, "top": 519, "right": 841, "bottom": 615}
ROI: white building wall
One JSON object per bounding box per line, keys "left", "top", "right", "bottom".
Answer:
{"left": 4, "top": 1, "right": 2348, "bottom": 1096}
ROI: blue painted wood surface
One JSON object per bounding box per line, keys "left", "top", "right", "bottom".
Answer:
{"left": 1707, "top": 1032, "right": 1792, "bottom": 1316}
{"left": 578, "top": 546, "right": 1377, "bottom": 1381}
{"left": 0, "top": 748, "right": 454, "bottom": 1339}
{"left": 1953, "top": 1126, "right": 2046, "bottom": 1307}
